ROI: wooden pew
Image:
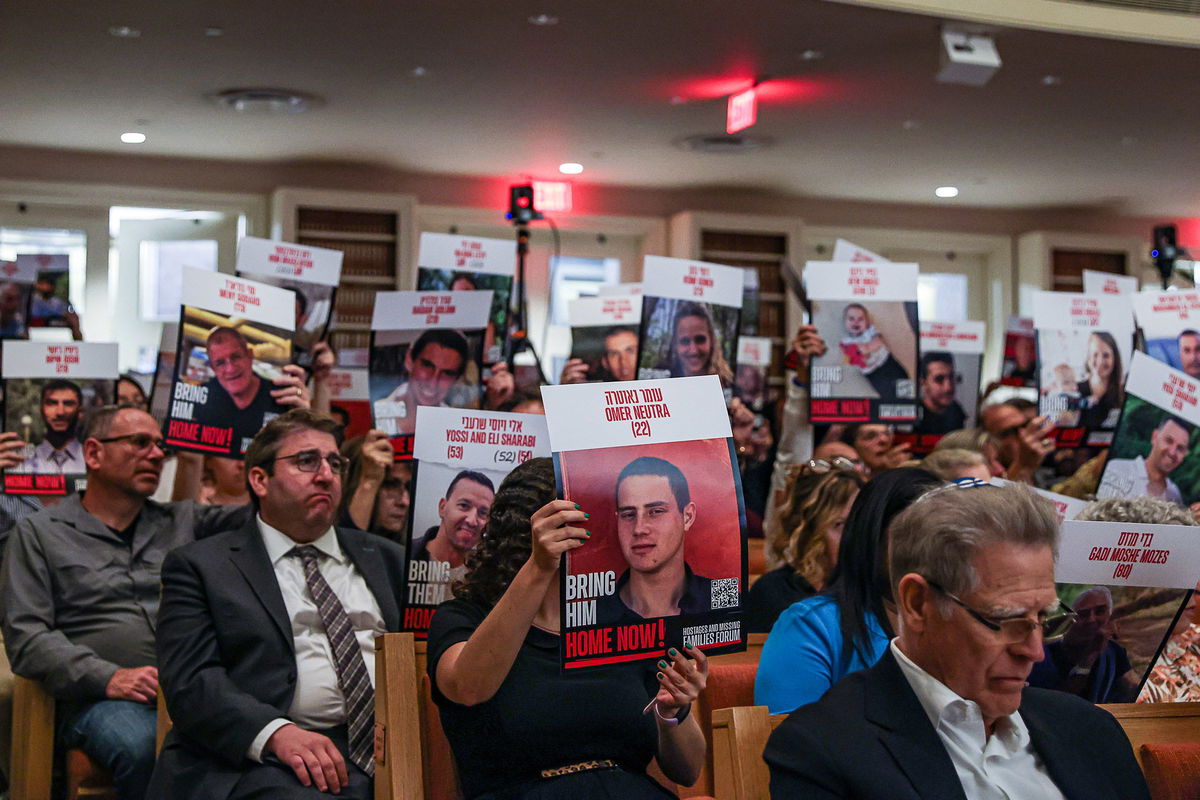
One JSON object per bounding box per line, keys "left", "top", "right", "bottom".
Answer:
{"left": 374, "top": 632, "right": 425, "bottom": 800}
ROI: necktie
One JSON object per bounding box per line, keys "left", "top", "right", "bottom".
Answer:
{"left": 290, "top": 546, "right": 376, "bottom": 775}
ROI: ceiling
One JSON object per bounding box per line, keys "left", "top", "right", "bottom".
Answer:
{"left": 1, "top": 1, "right": 1198, "bottom": 215}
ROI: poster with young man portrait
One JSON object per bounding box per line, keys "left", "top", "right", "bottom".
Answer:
{"left": 0, "top": 256, "right": 38, "bottom": 339}
{"left": 1001, "top": 316, "right": 1037, "bottom": 387}
{"left": 903, "top": 320, "right": 984, "bottom": 454}
{"left": 415, "top": 232, "right": 515, "bottom": 364}
{"left": 403, "top": 406, "right": 550, "bottom": 637}
{"left": 235, "top": 236, "right": 343, "bottom": 366}
{"left": 805, "top": 260, "right": 920, "bottom": 424}
{"left": 1133, "top": 290, "right": 1200, "bottom": 382}
{"left": 19, "top": 253, "right": 72, "bottom": 328}
{"left": 567, "top": 294, "right": 642, "bottom": 382}
{"left": 369, "top": 289, "right": 492, "bottom": 460}
{"left": 543, "top": 375, "right": 747, "bottom": 671}
{"left": 636, "top": 256, "right": 742, "bottom": 391}
{"left": 2, "top": 340, "right": 118, "bottom": 495}
{"left": 163, "top": 268, "right": 296, "bottom": 458}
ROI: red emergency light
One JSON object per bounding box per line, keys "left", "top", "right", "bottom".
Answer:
{"left": 726, "top": 87, "right": 758, "bottom": 134}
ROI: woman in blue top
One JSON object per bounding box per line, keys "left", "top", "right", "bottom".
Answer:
{"left": 755, "top": 466, "right": 939, "bottom": 713}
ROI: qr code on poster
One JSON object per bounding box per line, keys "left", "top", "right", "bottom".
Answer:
{"left": 710, "top": 577, "right": 740, "bottom": 610}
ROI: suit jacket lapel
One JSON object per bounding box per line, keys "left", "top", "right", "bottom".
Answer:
{"left": 340, "top": 529, "right": 401, "bottom": 631}
{"left": 1021, "top": 693, "right": 1110, "bottom": 800}
{"left": 865, "top": 651, "right": 969, "bottom": 800}
{"left": 227, "top": 519, "right": 294, "bottom": 652}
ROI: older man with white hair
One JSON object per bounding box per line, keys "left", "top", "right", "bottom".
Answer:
{"left": 765, "top": 482, "right": 1149, "bottom": 800}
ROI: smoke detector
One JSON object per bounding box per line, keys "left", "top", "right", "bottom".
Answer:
{"left": 208, "top": 88, "right": 323, "bottom": 114}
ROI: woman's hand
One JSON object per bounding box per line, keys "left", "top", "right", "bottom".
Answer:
{"left": 790, "top": 324, "right": 827, "bottom": 366}
{"left": 559, "top": 358, "right": 589, "bottom": 384}
{"left": 653, "top": 644, "right": 708, "bottom": 719}
{"left": 272, "top": 365, "right": 311, "bottom": 409}
{"left": 359, "top": 429, "right": 394, "bottom": 483}
{"left": 484, "top": 361, "right": 516, "bottom": 410}
{"left": 528, "top": 499, "right": 590, "bottom": 574}
{"left": 0, "top": 432, "right": 28, "bottom": 470}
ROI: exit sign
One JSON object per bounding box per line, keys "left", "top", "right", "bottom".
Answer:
{"left": 533, "top": 181, "right": 572, "bottom": 213}
{"left": 726, "top": 88, "right": 757, "bottom": 134}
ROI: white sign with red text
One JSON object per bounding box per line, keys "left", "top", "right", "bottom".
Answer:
{"left": 831, "top": 239, "right": 888, "bottom": 263}
{"left": 1133, "top": 290, "right": 1200, "bottom": 339}
{"left": 541, "top": 375, "right": 731, "bottom": 452}
{"left": 370, "top": 290, "right": 494, "bottom": 331}
{"left": 989, "top": 477, "right": 1087, "bottom": 524}
{"left": 1083, "top": 270, "right": 1138, "bottom": 296}
{"left": 803, "top": 261, "right": 920, "bottom": 302}
{"left": 569, "top": 295, "right": 642, "bottom": 327}
{"left": 1031, "top": 290, "right": 1133, "bottom": 335}
{"left": 2, "top": 340, "right": 118, "bottom": 379}
{"left": 597, "top": 282, "right": 642, "bottom": 297}
{"left": 920, "top": 320, "right": 985, "bottom": 354}
{"left": 235, "top": 236, "right": 343, "bottom": 287}
{"left": 1124, "top": 351, "right": 1200, "bottom": 426}
{"left": 1057, "top": 520, "right": 1200, "bottom": 589}
{"left": 414, "top": 406, "right": 550, "bottom": 467}
{"left": 326, "top": 368, "right": 369, "bottom": 402}
{"left": 182, "top": 268, "right": 295, "bottom": 331}
{"left": 738, "top": 336, "right": 773, "bottom": 367}
{"left": 642, "top": 256, "right": 743, "bottom": 308}
{"left": 418, "top": 232, "right": 516, "bottom": 277}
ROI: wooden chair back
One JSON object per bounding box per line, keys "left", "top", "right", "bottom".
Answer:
{"left": 708, "top": 633, "right": 767, "bottom": 667}
{"left": 374, "top": 632, "right": 425, "bottom": 800}
{"left": 155, "top": 690, "right": 172, "bottom": 754}
{"left": 11, "top": 676, "right": 54, "bottom": 800}
{"left": 1100, "top": 702, "right": 1200, "bottom": 768}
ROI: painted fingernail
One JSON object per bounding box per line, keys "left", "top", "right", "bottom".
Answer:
{"left": 657, "top": 671, "right": 665, "bottom": 680}
{"left": 684, "top": 642, "right": 695, "bottom": 650}
{"left": 658, "top": 660, "right": 669, "bottom": 669}
{"left": 584, "top": 530, "right": 591, "bottom": 537}
{"left": 583, "top": 512, "right": 590, "bottom": 519}
{"left": 574, "top": 503, "right": 580, "bottom": 509}
{"left": 668, "top": 648, "right": 678, "bottom": 657}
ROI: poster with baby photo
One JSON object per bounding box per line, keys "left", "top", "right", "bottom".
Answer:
{"left": 636, "top": 256, "right": 742, "bottom": 390}
{"left": 1001, "top": 316, "right": 1037, "bottom": 387}
{"left": 543, "top": 375, "right": 747, "bottom": 671}
{"left": 235, "top": 236, "right": 342, "bottom": 366}
{"left": 1046, "top": 519, "right": 1200, "bottom": 703}
{"left": 1132, "top": 289, "right": 1200, "bottom": 382}
{"left": 2, "top": 341, "right": 117, "bottom": 495}
{"left": 1033, "top": 291, "right": 1134, "bottom": 448}
{"left": 805, "top": 261, "right": 920, "bottom": 424}
{"left": 369, "top": 290, "right": 492, "bottom": 460}
{"left": 567, "top": 294, "right": 642, "bottom": 383}
{"left": 403, "top": 406, "right": 550, "bottom": 638}
{"left": 415, "top": 233, "right": 515, "bottom": 364}
{"left": 1096, "top": 352, "right": 1200, "bottom": 509}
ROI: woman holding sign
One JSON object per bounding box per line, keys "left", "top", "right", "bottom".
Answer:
{"left": 428, "top": 458, "right": 707, "bottom": 799}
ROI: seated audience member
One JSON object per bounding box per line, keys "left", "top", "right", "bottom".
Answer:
{"left": 764, "top": 482, "right": 1149, "bottom": 800}
{"left": 0, "top": 406, "right": 251, "bottom": 800}
{"left": 932, "top": 428, "right": 1006, "bottom": 477}
{"left": 429, "top": 458, "right": 706, "bottom": 798}
{"left": 920, "top": 448, "right": 992, "bottom": 482}
{"left": 199, "top": 456, "right": 250, "bottom": 506}
{"left": 748, "top": 464, "right": 863, "bottom": 633}
{"left": 149, "top": 409, "right": 407, "bottom": 800}
{"left": 1029, "top": 495, "right": 1195, "bottom": 703}
{"left": 338, "top": 430, "right": 411, "bottom": 542}
{"left": 839, "top": 424, "right": 910, "bottom": 478}
{"left": 980, "top": 400, "right": 1054, "bottom": 484}
{"left": 811, "top": 441, "right": 865, "bottom": 474}
{"left": 755, "top": 467, "right": 939, "bottom": 713}
{"left": 117, "top": 373, "right": 149, "bottom": 411}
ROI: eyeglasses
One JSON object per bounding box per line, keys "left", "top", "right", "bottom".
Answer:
{"left": 925, "top": 579, "right": 1077, "bottom": 644}
{"left": 273, "top": 449, "right": 349, "bottom": 474}
{"left": 96, "top": 432, "right": 167, "bottom": 453}
{"left": 803, "top": 457, "right": 862, "bottom": 474}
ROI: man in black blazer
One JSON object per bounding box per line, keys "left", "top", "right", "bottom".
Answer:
{"left": 765, "top": 481, "right": 1150, "bottom": 800}
{"left": 148, "top": 409, "right": 406, "bottom": 800}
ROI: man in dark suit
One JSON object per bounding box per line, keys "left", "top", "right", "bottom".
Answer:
{"left": 148, "top": 408, "right": 406, "bottom": 800}
{"left": 764, "top": 481, "right": 1149, "bottom": 800}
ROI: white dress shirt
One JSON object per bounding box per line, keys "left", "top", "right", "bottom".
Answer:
{"left": 248, "top": 518, "right": 387, "bottom": 761}
{"left": 890, "top": 641, "right": 1067, "bottom": 800}
{"left": 1097, "top": 455, "right": 1184, "bottom": 504}
{"left": 19, "top": 438, "right": 84, "bottom": 473}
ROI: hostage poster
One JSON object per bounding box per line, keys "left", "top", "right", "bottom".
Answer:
{"left": 1038, "top": 519, "right": 1198, "bottom": 703}
{"left": 163, "top": 268, "right": 295, "bottom": 457}
{"left": 1001, "top": 316, "right": 1037, "bottom": 387}
{"left": 805, "top": 260, "right": 920, "bottom": 424}
{"left": 567, "top": 294, "right": 642, "bottom": 383}
{"left": 734, "top": 335, "right": 773, "bottom": 412}
{"left": 235, "top": 236, "right": 343, "bottom": 366}
{"left": 0, "top": 256, "right": 38, "bottom": 339}
{"left": 415, "top": 233, "right": 514, "bottom": 364}
{"left": 2, "top": 340, "right": 117, "bottom": 495}
{"left": 1033, "top": 291, "right": 1134, "bottom": 448}
{"left": 1132, "top": 289, "right": 1200, "bottom": 382}
{"left": 902, "top": 320, "right": 984, "bottom": 454}
{"left": 403, "top": 405, "right": 550, "bottom": 637}
{"left": 369, "top": 289, "right": 492, "bottom": 460}
{"left": 542, "top": 374, "right": 747, "bottom": 671}
{"left": 636, "top": 255, "right": 742, "bottom": 389}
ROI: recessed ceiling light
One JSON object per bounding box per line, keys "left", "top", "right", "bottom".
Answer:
{"left": 208, "top": 88, "right": 322, "bottom": 114}
{"left": 558, "top": 162, "right": 583, "bottom": 175}
{"left": 108, "top": 25, "right": 141, "bottom": 38}
{"left": 411, "top": 66, "right": 429, "bottom": 77}
{"left": 528, "top": 13, "right": 559, "bottom": 25}
{"left": 935, "top": 186, "right": 959, "bottom": 198}
{"left": 204, "top": 27, "right": 224, "bottom": 37}
{"left": 799, "top": 49, "right": 824, "bottom": 61}
{"left": 1041, "top": 75, "right": 1062, "bottom": 86}
{"left": 120, "top": 132, "right": 147, "bottom": 144}
{"left": 902, "top": 119, "right": 920, "bottom": 131}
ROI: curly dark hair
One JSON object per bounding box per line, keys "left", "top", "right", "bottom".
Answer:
{"left": 452, "top": 457, "right": 556, "bottom": 609}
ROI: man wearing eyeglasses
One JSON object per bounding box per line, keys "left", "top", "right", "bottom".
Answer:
{"left": 765, "top": 482, "right": 1149, "bottom": 800}
{"left": 149, "top": 408, "right": 406, "bottom": 800}
{"left": 0, "top": 406, "right": 252, "bottom": 800}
